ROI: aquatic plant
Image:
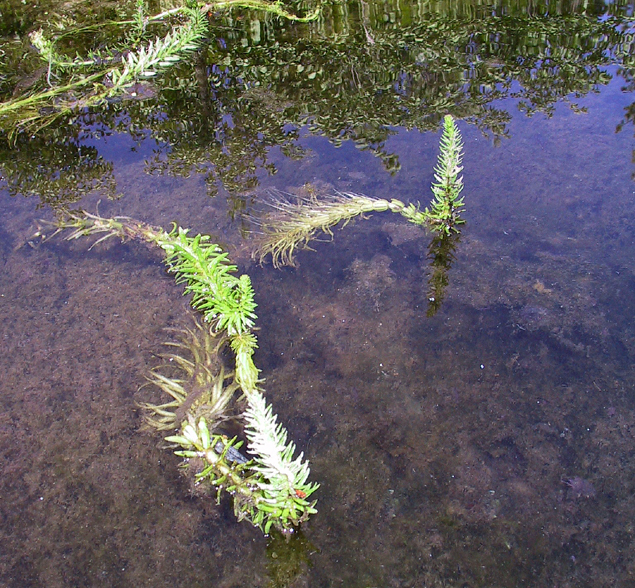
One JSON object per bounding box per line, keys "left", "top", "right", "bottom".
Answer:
{"left": 0, "top": 0, "right": 320, "bottom": 133}
{"left": 1, "top": 6, "right": 207, "bottom": 130}
{"left": 252, "top": 191, "right": 428, "bottom": 267}
{"left": 252, "top": 115, "right": 465, "bottom": 266}
{"left": 45, "top": 210, "right": 318, "bottom": 534}
{"left": 36, "top": 114, "right": 464, "bottom": 535}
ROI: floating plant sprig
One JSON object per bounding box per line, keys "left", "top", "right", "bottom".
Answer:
{"left": 2, "top": 6, "right": 208, "bottom": 122}
{"left": 48, "top": 211, "right": 259, "bottom": 387}
{"left": 252, "top": 115, "right": 465, "bottom": 267}
{"left": 1, "top": 0, "right": 321, "bottom": 132}
{"left": 107, "top": 7, "right": 208, "bottom": 94}
{"left": 44, "top": 210, "right": 318, "bottom": 534}
{"left": 157, "top": 227, "right": 258, "bottom": 337}
{"left": 166, "top": 414, "right": 317, "bottom": 533}
{"left": 242, "top": 388, "right": 318, "bottom": 530}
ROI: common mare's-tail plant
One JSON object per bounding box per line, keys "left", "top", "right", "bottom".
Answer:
{"left": 252, "top": 115, "right": 465, "bottom": 266}
{"left": 425, "top": 114, "right": 465, "bottom": 235}
{"left": 45, "top": 212, "right": 318, "bottom": 534}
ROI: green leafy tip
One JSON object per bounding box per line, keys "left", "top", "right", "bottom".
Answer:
{"left": 425, "top": 114, "right": 465, "bottom": 235}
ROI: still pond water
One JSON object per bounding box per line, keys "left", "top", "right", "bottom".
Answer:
{"left": 2, "top": 0, "right": 635, "bottom": 586}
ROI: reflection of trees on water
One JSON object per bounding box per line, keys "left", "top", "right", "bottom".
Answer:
{"left": 0, "top": 131, "right": 119, "bottom": 205}
{"left": 614, "top": 53, "right": 635, "bottom": 176}
{"left": 1, "top": 0, "right": 635, "bottom": 207}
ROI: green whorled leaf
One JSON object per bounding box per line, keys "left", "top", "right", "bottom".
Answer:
{"left": 198, "top": 417, "right": 211, "bottom": 449}
{"left": 182, "top": 423, "right": 200, "bottom": 444}
{"left": 174, "top": 450, "right": 200, "bottom": 458}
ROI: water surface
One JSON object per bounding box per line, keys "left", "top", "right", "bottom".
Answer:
{"left": 2, "top": 1, "right": 635, "bottom": 586}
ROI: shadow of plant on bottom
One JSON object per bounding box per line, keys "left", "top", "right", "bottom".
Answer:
{"left": 39, "top": 114, "right": 465, "bottom": 536}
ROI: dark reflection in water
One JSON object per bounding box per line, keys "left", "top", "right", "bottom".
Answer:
{"left": 2, "top": 0, "right": 635, "bottom": 586}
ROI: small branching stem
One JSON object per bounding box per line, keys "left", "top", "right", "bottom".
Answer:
{"left": 253, "top": 116, "right": 464, "bottom": 266}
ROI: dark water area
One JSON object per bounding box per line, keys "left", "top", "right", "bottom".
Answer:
{"left": 3, "top": 0, "right": 635, "bottom": 586}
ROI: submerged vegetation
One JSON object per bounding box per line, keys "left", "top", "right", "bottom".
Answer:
{"left": 252, "top": 191, "right": 428, "bottom": 267}
{"left": 139, "top": 322, "right": 239, "bottom": 432}
{"left": 46, "top": 211, "right": 318, "bottom": 534}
